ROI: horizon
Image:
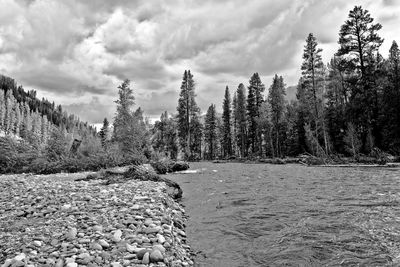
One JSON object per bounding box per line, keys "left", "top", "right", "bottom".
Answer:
{"left": 1, "top": 0, "right": 400, "bottom": 125}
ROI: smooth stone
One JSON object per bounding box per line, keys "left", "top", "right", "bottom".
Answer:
{"left": 157, "top": 234, "right": 166, "bottom": 244}
{"left": 65, "top": 258, "right": 75, "bottom": 264}
{"left": 126, "top": 243, "right": 136, "bottom": 253}
{"left": 124, "top": 254, "right": 137, "bottom": 260}
{"left": 152, "top": 244, "right": 166, "bottom": 254}
{"left": 150, "top": 249, "right": 164, "bottom": 263}
{"left": 98, "top": 239, "right": 110, "bottom": 248}
{"left": 55, "top": 259, "right": 64, "bottom": 267}
{"left": 144, "top": 219, "right": 152, "bottom": 226}
{"left": 91, "top": 242, "right": 103, "bottom": 250}
{"left": 131, "top": 204, "right": 140, "bottom": 210}
{"left": 142, "top": 252, "right": 150, "bottom": 264}
{"left": 66, "top": 263, "right": 78, "bottom": 267}
{"left": 136, "top": 249, "right": 151, "bottom": 260}
{"left": 33, "top": 240, "right": 42, "bottom": 247}
{"left": 14, "top": 253, "right": 26, "bottom": 261}
{"left": 113, "top": 229, "right": 122, "bottom": 242}
{"left": 110, "top": 262, "right": 122, "bottom": 267}
{"left": 2, "top": 259, "right": 12, "bottom": 267}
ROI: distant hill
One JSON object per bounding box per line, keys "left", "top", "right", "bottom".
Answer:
{"left": 0, "top": 74, "right": 96, "bottom": 141}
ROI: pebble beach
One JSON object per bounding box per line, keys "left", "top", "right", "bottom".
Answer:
{"left": 0, "top": 172, "right": 193, "bottom": 267}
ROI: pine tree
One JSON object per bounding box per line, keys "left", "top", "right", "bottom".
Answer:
{"left": 247, "top": 73, "right": 265, "bottom": 156}
{"left": 300, "top": 33, "right": 328, "bottom": 155}
{"left": 99, "top": 118, "right": 109, "bottom": 148}
{"left": 113, "top": 80, "right": 145, "bottom": 161}
{"left": 176, "top": 70, "right": 201, "bottom": 159}
{"left": 235, "top": 83, "right": 247, "bottom": 157}
{"left": 113, "top": 80, "right": 135, "bottom": 142}
{"left": 204, "top": 104, "right": 217, "bottom": 159}
{"left": 382, "top": 41, "right": 400, "bottom": 152}
{"left": 267, "top": 75, "right": 286, "bottom": 157}
{"left": 231, "top": 93, "right": 238, "bottom": 156}
{"left": 222, "top": 86, "right": 232, "bottom": 158}
{"left": 336, "top": 6, "right": 383, "bottom": 152}
{"left": 256, "top": 101, "right": 272, "bottom": 157}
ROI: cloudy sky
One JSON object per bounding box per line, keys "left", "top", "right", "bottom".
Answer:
{"left": 0, "top": 0, "right": 399, "bottom": 126}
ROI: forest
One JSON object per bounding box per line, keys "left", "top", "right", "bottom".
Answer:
{"left": 1, "top": 6, "right": 399, "bottom": 173}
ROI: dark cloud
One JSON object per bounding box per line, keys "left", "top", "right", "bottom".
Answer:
{"left": 1, "top": 0, "right": 399, "bottom": 123}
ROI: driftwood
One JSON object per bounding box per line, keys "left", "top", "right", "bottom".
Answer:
{"left": 77, "top": 164, "right": 183, "bottom": 199}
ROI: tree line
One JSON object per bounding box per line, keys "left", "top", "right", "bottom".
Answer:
{"left": 0, "top": 76, "right": 149, "bottom": 173}
{"left": 2, "top": 5, "right": 399, "bottom": 173}
{"left": 151, "top": 6, "right": 400, "bottom": 161}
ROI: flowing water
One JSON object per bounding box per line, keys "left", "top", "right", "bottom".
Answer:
{"left": 167, "top": 162, "right": 400, "bottom": 267}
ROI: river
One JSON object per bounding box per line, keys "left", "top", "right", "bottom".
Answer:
{"left": 167, "top": 162, "right": 400, "bottom": 266}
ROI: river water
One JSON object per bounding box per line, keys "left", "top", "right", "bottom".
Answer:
{"left": 167, "top": 162, "right": 400, "bottom": 266}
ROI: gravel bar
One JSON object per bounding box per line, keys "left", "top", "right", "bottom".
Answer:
{"left": 0, "top": 172, "right": 193, "bottom": 267}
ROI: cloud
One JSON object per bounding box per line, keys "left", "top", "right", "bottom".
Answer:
{"left": 63, "top": 96, "right": 115, "bottom": 124}
{"left": 1, "top": 0, "right": 400, "bottom": 124}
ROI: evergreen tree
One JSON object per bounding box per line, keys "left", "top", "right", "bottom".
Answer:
{"left": 267, "top": 75, "right": 286, "bottom": 157}
{"left": 113, "top": 80, "right": 145, "bottom": 161}
{"left": 256, "top": 101, "right": 272, "bottom": 157}
{"left": 99, "top": 118, "right": 109, "bottom": 148}
{"left": 176, "top": 70, "right": 201, "bottom": 159}
{"left": 325, "top": 57, "right": 348, "bottom": 153}
{"left": 222, "top": 86, "right": 232, "bottom": 157}
{"left": 382, "top": 41, "right": 400, "bottom": 152}
{"left": 246, "top": 73, "right": 265, "bottom": 156}
{"left": 336, "top": 6, "right": 383, "bottom": 151}
{"left": 300, "top": 33, "right": 329, "bottom": 155}
{"left": 235, "top": 83, "right": 247, "bottom": 157}
{"left": 232, "top": 92, "right": 238, "bottom": 156}
{"left": 204, "top": 104, "right": 217, "bottom": 159}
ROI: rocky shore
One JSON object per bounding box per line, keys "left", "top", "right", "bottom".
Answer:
{"left": 0, "top": 171, "right": 193, "bottom": 267}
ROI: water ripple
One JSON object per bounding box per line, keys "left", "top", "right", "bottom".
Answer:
{"left": 168, "top": 163, "right": 400, "bottom": 266}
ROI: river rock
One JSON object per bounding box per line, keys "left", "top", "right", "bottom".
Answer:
{"left": 91, "top": 242, "right": 103, "bottom": 250}
{"left": 152, "top": 244, "right": 166, "bottom": 254}
{"left": 142, "top": 252, "right": 150, "bottom": 264}
{"left": 55, "top": 259, "right": 64, "bottom": 267}
{"left": 157, "top": 234, "right": 166, "bottom": 244}
{"left": 98, "top": 239, "right": 110, "bottom": 248}
{"left": 66, "top": 227, "right": 77, "bottom": 240}
{"left": 150, "top": 249, "right": 164, "bottom": 262}
{"left": 33, "top": 240, "right": 42, "bottom": 247}
{"left": 113, "top": 229, "right": 122, "bottom": 242}
{"left": 136, "top": 249, "right": 151, "bottom": 260}
{"left": 126, "top": 243, "right": 136, "bottom": 253}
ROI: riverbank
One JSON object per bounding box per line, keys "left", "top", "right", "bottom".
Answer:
{"left": 0, "top": 171, "right": 193, "bottom": 267}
